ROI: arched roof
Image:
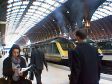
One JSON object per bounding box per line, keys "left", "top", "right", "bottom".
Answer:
{"left": 0, "top": 0, "right": 111, "bottom": 46}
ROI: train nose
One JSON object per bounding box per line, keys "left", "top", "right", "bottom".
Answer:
{"left": 61, "top": 56, "right": 68, "bottom": 59}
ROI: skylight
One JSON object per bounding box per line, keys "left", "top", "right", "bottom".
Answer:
{"left": 6, "top": 0, "right": 67, "bottom": 46}
{"left": 91, "top": 0, "right": 112, "bottom": 21}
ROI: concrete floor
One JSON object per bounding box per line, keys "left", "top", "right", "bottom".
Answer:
{"left": 0, "top": 54, "right": 112, "bottom": 84}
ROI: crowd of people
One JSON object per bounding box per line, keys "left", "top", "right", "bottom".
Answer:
{"left": 2, "top": 29, "right": 102, "bottom": 84}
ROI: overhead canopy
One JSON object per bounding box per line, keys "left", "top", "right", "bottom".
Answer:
{"left": 5, "top": 0, "right": 67, "bottom": 47}
{"left": 15, "top": 0, "right": 112, "bottom": 46}
{"left": 0, "top": 0, "right": 111, "bottom": 46}
{"left": 91, "top": 0, "right": 112, "bottom": 21}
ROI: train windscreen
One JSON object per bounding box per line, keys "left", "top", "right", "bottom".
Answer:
{"left": 60, "top": 42, "right": 75, "bottom": 50}
{"left": 45, "top": 43, "right": 60, "bottom": 54}
{"left": 97, "top": 41, "right": 112, "bottom": 50}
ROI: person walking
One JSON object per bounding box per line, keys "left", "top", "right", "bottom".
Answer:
{"left": 29, "top": 46, "right": 48, "bottom": 84}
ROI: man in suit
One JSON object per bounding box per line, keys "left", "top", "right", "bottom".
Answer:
{"left": 69, "top": 29, "right": 101, "bottom": 84}
{"left": 29, "top": 46, "right": 48, "bottom": 84}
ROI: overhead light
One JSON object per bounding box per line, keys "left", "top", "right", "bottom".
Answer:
{"left": 66, "top": 11, "right": 69, "bottom": 13}
{"left": 102, "top": 29, "right": 105, "bottom": 30}
{"left": 27, "top": 40, "right": 31, "bottom": 45}
{"left": 69, "top": 36, "right": 71, "bottom": 40}
{"left": 84, "top": 20, "right": 90, "bottom": 28}
{"left": 63, "top": 33, "right": 67, "bottom": 37}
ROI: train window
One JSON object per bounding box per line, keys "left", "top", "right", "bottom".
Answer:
{"left": 52, "top": 43, "right": 59, "bottom": 54}
{"left": 46, "top": 44, "right": 52, "bottom": 53}
{"left": 97, "top": 41, "right": 112, "bottom": 50}
{"left": 60, "top": 42, "right": 75, "bottom": 50}
{"left": 89, "top": 42, "right": 97, "bottom": 47}
{"left": 45, "top": 43, "right": 59, "bottom": 54}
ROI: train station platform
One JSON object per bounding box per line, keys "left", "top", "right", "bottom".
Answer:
{"left": 0, "top": 55, "right": 112, "bottom": 84}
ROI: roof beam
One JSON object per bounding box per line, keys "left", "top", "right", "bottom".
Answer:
{"left": 15, "top": 0, "right": 34, "bottom": 31}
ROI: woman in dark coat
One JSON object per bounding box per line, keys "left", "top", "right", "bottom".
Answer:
{"left": 3, "top": 44, "right": 31, "bottom": 84}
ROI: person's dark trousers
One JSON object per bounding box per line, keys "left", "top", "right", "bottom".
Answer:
{"left": 34, "top": 69, "right": 42, "bottom": 84}
{"left": 26, "top": 57, "right": 28, "bottom": 63}
{"left": 25, "top": 55, "right": 28, "bottom": 63}
{"left": 29, "top": 71, "right": 34, "bottom": 80}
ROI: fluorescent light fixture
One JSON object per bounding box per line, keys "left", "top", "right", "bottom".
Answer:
{"left": 91, "top": 0, "right": 112, "bottom": 21}
{"left": 27, "top": 40, "right": 31, "bottom": 45}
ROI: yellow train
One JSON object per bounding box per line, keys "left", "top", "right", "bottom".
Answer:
{"left": 34, "top": 37, "right": 75, "bottom": 63}
{"left": 23, "top": 38, "right": 104, "bottom": 64}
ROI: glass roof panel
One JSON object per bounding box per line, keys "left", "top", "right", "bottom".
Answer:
{"left": 60, "top": 0, "right": 67, "bottom": 2}
{"left": 23, "top": 1, "right": 29, "bottom": 5}
{"left": 94, "top": 13, "right": 103, "bottom": 18}
{"left": 30, "top": 6, "right": 37, "bottom": 9}
{"left": 103, "top": 6, "right": 111, "bottom": 10}
{"left": 13, "top": 6, "right": 21, "bottom": 9}
{"left": 19, "top": 8, "right": 25, "bottom": 12}
{"left": 95, "top": 11, "right": 107, "bottom": 17}
{"left": 45, "top": 10, "right": 51, "bottom": 14}
{"left": 14, "top": 0, "right": 20, "bottom": 2}
{"left": 8, "top": 0, "right": 14, "bottom": 4}
{"left": 45, "top": 0, "right": 55, "bottom": 5}
{"left": 7, "top": 4, "right": 13, "bottom": 8}
{"left": 91, "top": 0, "right": 112, "bottom": 21}
{"left": 7, "top": 8, "right": 12, "bottom": 12}
{"left": 12, "top": 7, "right": 20, "bottom": 10}
{"left": 38, "top": 7, "right": 47, "bottom": 12}
{"left": 42, "top": 3, "right": 50, "bottom": 8}
{"left": 13, "top": 2, "right": 22, "bottom": 6}
{"left": 49, "top": 6, "right": 55, "bottom": 11}
{"left": 6, "top": 0, "right": 66, "bottom": 45}
{"left": 54, "top": 2, "right": 60, "bottom": 7}
{"left": 32, "top": 14, "right": 40, "bottom": 18}
{"left": 28, "top": 9, "right": 36, "bottom": 13}
{"left": 33, "top": 2, "right": 41, "bottom": 6}
{"left": 110, "top": 3, "right": 112, "bottom": 6}
{"left": 26, "top": 12, "right": 33, "bottom": 15}
{"left": 21, "top": 5, "right": 27, "bottom": 9}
